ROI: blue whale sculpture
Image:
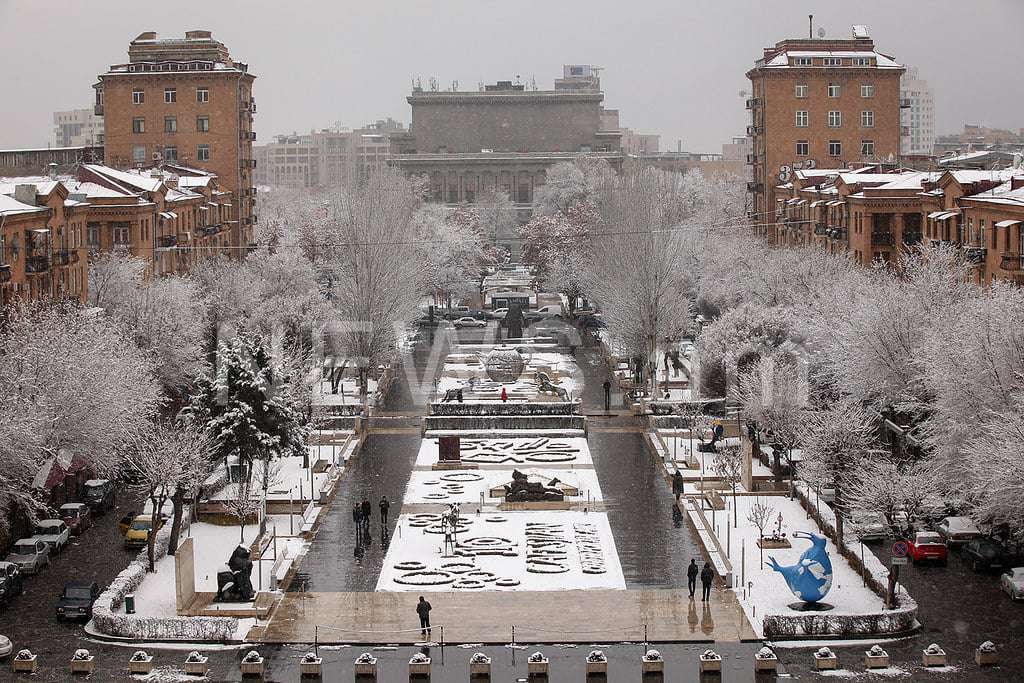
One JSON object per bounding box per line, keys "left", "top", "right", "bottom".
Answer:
{"left": 767, "top": 531, "right": 834, "bottom": 603}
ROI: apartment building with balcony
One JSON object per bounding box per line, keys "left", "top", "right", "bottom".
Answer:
{"left": 94, "top": 30, "right": 256, "bottom": 257}
{"left": 746, "top": 25, "right": 905, "bottom": 224}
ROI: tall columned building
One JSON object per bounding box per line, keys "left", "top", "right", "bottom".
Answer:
{"left": 900, "top": 67, "right": 935, "bottom": 156}
{"left": 95, "top": 30, "right": 257, "bottom": 254}
{"left": 745, "top": 25, "right": 904, "bottom": 221}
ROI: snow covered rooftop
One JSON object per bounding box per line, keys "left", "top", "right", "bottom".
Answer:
{"left": 763, "top": 50, "right": 902, "bottom": 69}
{"left": 962, "top": 185, "right": 1024, "bottom": 208}
{"left": 0, "top": 194, "right": 46, "bottom": 216}
{"left": 82, "top": 164, "right": 164, "bottom": 193}
{"left": 0, "top": 178, "right": 60, "bottom": 196}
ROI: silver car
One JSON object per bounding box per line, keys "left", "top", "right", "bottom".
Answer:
{"left": 7, "top": 539, "right": 50, "bottom": 575}
{"left": 1000, "top": 567, "right": 1024, "bottom": 601}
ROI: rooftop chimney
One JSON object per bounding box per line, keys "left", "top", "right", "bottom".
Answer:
{"left": 47, "top": 162, "right": 58, "bottom": 180}
{"left": 14, "top": 185, "right": 37, "bottom": 206}
{"left": 809, "top": 14, "right": 814, "bottom": 39}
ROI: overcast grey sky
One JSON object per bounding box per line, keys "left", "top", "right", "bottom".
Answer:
{"left": 1, "top": 0, "right": 1021, "bottom": 151}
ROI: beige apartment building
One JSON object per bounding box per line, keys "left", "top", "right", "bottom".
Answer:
{"left": 94, "top": 30, "right": 256, "bottom": 256}
{"left": 746, "top": 25, "right": 905, "bottom": 223}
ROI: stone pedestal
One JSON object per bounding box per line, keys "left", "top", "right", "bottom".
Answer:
{"left": 814, "top": 653, "right": 838, "bottom": 670}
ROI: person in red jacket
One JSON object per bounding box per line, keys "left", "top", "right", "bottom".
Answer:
{"left": 500, "top": 386, "right": 508, "bottom": 402}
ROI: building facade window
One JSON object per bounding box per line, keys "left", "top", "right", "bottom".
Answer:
{"left": 828, "top": 111, "right": 842, "bottom": 128}
{"left": 113, "top": 224, "right": 130, "bottom": 245}
{"left": 795, "top": 110, "right": 809, "bottom": 127}
{"left": 87, "top": 224, "right": 100, "bottom": 249}
{"left": 823, "top": 57, "right": 843, "bottom": 66}
{"left": 795, "top": 84, "right": 808, "bottom": 98}
{"left": 132, "top": 117, "right": 145, "bottom": 133}
{"left": 164, "top": 117, "right": 177, "bottom": 133}
{"left": 827, "top": 82, "right": 841, "bottom": 98}
{"left": 828, "top": 140, "right": 842, "bottom": 156}
{"left": 164, "top": 88, "right": 176, "bottom": 103}
{"left": 796, "top": 140, "right": 809, "bottom": 156}
{"left": 197, "top": 144, "right": 210, "bottom": 161}
{"left": 861, "top": 140, "right": 875, "bottom": 156}
{"left": 132, "top": 145, "right": 146, "bottom": 163}
{"left": 861, "top": 84, "right": 875, "bottom": 98}
{"left": 197, "top": 116, "right": 210, "bottom": 132}
{"left": 861, "top": 110, "right": 875, "bottom": 127}
{"left": 793, "top": 57, "right": 812, "bottom": 66}
{"left": 197, "top": 88, "right": 209, "bottom": 103}
{"left": 164, "top": 146, "right": 178, "bottom": 161}
{"left": 132, "top": 89, "right": 144, "bottom": 105}
{"left": 853, "top": 57, "right": 871, "bottom": 66}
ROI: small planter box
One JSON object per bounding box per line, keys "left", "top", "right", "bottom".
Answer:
{"left": 300, "top": 657, "right": 323, "bottom": 676}
{"left": 699, "top": 656, "right": 722, "bottom": 673}
{"left": 754, "top": 654, "right": 778, "bottom": 672}
{"left": 975, "top": 649, "right": 999, "bottom": 667}
{"left": 813, "top": 653, "right": 838, "bottom": 670}
{"left": 70, "top": 657, "right": 95, "bottom": 674}
{"left": 12, "top": 656, "right": 38, "bottom": 673}
{"left": 240, "top": 657, "right": 266, "bottom": 676}
{"left": 922, "top": 649, "right": 947, "bottom": 668}
{"left": 641, "top": 657, "right": 664, "bottom": 673}
{"left": 756, "top": 537, "right": 791, "bottom": 549}
{"left": 586, "top": 659, "right": 608, "bottom": 674}
{"left": 409, "top": 658, "right": 431, "bottom": 677}
{"left": 470, "top": 658, "right": 491, "bottom": 676}
{"left": 353, "top": 657, "right": 376, "bottom": 676}
{"left": 184, "top": 657, "right": 209, "bottom": 676}
{"left": 864, "top": 651, "right": 890, "bottom": 669}
{"left": 129, "top": 656, "right": 155, "bottom": 674}
{"left": 527, "top": 657, "right": 549, "bottom": 675}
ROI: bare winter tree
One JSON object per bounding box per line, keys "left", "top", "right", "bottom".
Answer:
{"left": 714, "top": 444, "right": 744, "bottom": 527}
{"left": 746, "top": 500, "right": 775, "bottom": 567}
{"left": 223, "top": 475, "right": 263, "bottom": 545}
{"left": 844, "top": 453, "right": 938, "bottom": 537}
{"left": 732, "top": 353, "right": 806, "bottom": 476}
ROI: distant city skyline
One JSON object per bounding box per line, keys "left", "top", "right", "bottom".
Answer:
{"left": 1, "top": 0, "right": 1022, "bottom": 151}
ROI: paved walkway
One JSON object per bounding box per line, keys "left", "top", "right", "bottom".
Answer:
{"left": 262, "top": 587, "right": 757, "bottom": 644}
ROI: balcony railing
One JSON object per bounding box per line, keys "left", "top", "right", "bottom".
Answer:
{"left": 1000, "top": 255, "right": 1024, "bottom": 272}
{"left": 0, "top": 264, "right": 11, "bottom": 283}
{"left": 871, "top": 232, "right": 894, "bottom": 246}
{"left": 25, "top": 255, "right": 50, "bottom": 273}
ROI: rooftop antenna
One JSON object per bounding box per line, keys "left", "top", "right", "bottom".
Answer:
{"left": 809, "top": 14, "right": 814, "bottom": 39}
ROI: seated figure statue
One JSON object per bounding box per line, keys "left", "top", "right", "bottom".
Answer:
{"left": 215, "top": 544, "right": 255, "bottom": 602}
{"left": 504, "top": 469, "right": 565, "bottom": 502}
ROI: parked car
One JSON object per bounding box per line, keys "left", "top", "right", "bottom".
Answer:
{"left": 489, "top": 308, "right": 508, "bottom": 320}
{"left": 453, "top": 316, "right": 486, "bottom": 329}
{"left": 849, "top": 512, "right": 889, "bottom": 542}
{"left": 534, "top": 305, "right": 562, "bottom": 317}
{"left": 963, "top": 538, "right": 1011, "bottom": 572}
{"left": 0, "top": 562, "right": 24, "bottom": 604}
{"left": 1000, "top": 567, "right": 1024, "bottom": 601}
{"left": 936, "top": 516, "right": 982, "bottom": 545}
{"left": 580, "top": 315, "right": 607, "bottom": 330}
{"left": 84, "top": 479, "right": 115, "bottom": 513}
{"left": 118, "top": 512, "right": 136, "bottom": 536}
{"left": 0, "top": 634, "right": 11, "bottom": 659}
{"left": 59, "top": 503, "right": 93, "bottom": 536}
{"left": 31, "top": 520, "right": 70, "bottom": 553}
{"left": 124, "top": 515, "right": 163, "bottom": 548}
{"left": 907, "top": 531, "right": 948, "bottom": 565}
{"left": 7, "top": 539, "right": 50, "bottom": 574}
{"left": 56, "top": 581, "right": 100, "bottom": 621}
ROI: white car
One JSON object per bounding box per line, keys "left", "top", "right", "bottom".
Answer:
{"left": 936, "top": 516, "right": 982, "bottom": 545}
{"left": 1000, "top": 567, "right": 1024, "bottom": 601}
{"left": 32, "top": 519, "right": 70, "bottom": 553}
{"left": 7, "top": 539, "right": 50, "bottom": 574}
{"left": 489, "top": 308, "right": 508, "bottom": 320}
{"left": 453, "top": 316, "right": 486, "bottom": 328}
{"left": 849, "top": 512, "right": 889, "bottom": 541}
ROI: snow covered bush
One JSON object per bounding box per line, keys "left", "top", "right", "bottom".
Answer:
{"left": 15, "top": 650, "right": 33, "bottom": 661}
{"left": 130, "top": 650, "right": 150, "bottom": 662}
{"left": 978, "top": 641, "right": 997, "bottom": 654}
{"left": 756, "top": 647, "right": 776, "bottom": 660}
{"left": 701, "top": 649, "right": 721, "bottom": 660}
{"left": 302, "top": 652, "right": 319, "bottom": 663}
{"left": 470, "top": 653, "right": 490, "bottom": 664}
{"left": 355, "top": 653, "right": 375, "bottom": 664}
{"left": 587, "top": 650, "right": 607, "bottom": 662}
{"left": 410, "top": 652, "right": 429, "bottom": 663}
{"left": 186, "top": 651, "right": 206, "bottom": 663}
{"left": 72, "top": 649, "right": 92, "bottom": 661}
{"left": 242, "top": 650, "right": 262, "bottom": 663}
{"left": 815, "top": 647, "right": 834, "bottom": 658}
{"left": 644, "top": 649, "right": 663, "bottom": 661}
{"left": 528, "top": 652, "right": 546, "bottom": 663}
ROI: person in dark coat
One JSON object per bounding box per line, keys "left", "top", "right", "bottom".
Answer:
{"left": 361, "top": 498, "right": 372, "bottom": 532}
{"left": 379, "top": 496, "right": 390, "bottom": 527}
{"left": 416, "top": 595, "right": 432, "bottom": 636}
{"left": 672, "top": 470, "right": 685, "bottom": 498}
{"left": 687, "top": 558, "right": 699, "bottom": 598}
{"left": 700, "top": 562, "right": 715, "bottom": 602}
{"left": 602, "top": 379, "right": 611, "bottom": 412}
{"left": 352, "top": 503, "right": 363, "bottom": 539}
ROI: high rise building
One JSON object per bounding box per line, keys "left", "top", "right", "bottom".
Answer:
{"left": 52, "top": 108, "right": 105, "bottom": 147}
{"left": 94, "top": 30, "right": 256, "bottom": 255}
{"left": 900, "top": 67, "right": 935, "bottom": 156}
{"left": 745, "top": 24, "right": 905, "bottom": 221}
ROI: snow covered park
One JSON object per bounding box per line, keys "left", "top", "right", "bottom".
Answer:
{"left": 415, "top": 436, "right": 593, "bottom": 468}
{"left": 377, "top": 510, "right": 625, "bottom": 592}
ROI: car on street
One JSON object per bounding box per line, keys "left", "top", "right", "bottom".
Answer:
{"left": 1000, "top": 567, "right": 1024, "bottom": 601}
{"left": 0, "top": 562, "right": 24, "bottom": 604}
{"left": 55, "top": 581, "right": 100, "bottom": 621}
{"left": 579, "top": 315, "right": 607, "bottom": 329}
{"left": 936, "top": 516, "right": 982, "bottom": 545}
{"left": 124, "top": 515, "right": 163, "bottom": 548}
{"left": 453, "top": 316, "right": 486, "bottom": 328}
{"left": 31, "top": 519, "right": 70, "bottom": 553}
{"left": 489, "top": 308, "right": 508, "bottom": 320}
{"left": 6, "top": 539, "right": 50, "bottom": 574}
{"left": 0, "top": 634, "right": 11, "bottom": 659}
{"left": 963, "top": 538, "right": 1012, "bottom": 572}
{"left": 118, "top": 512, "right": 136, "bottom": 536}
{"left": 907, "top": 531, "right": 948, "bottom": 565}
{"left": 849, "top": 512, "right": 889, "bottom": 541}
{"left": 59, "top": 503, "right": 93, "bottom": 535}
{"left": 84, "top": 479, "right": 115, "bottom": 513}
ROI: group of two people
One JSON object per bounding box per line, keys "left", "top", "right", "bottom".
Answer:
{"left": 687, "top": 558, "right": 717, "bottom": 602}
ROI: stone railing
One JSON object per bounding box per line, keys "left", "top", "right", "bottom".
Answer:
{"left": 429, "top": 402, "right": 579, "bottom": 417}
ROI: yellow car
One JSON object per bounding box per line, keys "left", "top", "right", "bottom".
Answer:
{"left": 123, "top": 515, "right": 164, "bottom": 548}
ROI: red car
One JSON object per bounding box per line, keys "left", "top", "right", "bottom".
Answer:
{"left": 907, "top": 531, "right": 948, "bottom": 565}
{"left": 59, "top": 503, "right": 93, "bottom": 536}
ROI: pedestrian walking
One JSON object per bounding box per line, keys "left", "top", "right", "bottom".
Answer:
{"left": 379, "top": 496, "right": 390, "bottom": 527}
{"left": 361, "top": 498, "right": 372, "bottom": 532}
{"left": 602, "top": 379, "right": 611, "bottom": 412}
{"left": 672, "top": 470, "right": 685, "bottom": 498}
{"left": 500, "top": 386, "right": 508, "bottom": 403}
{"left": 352, "top": 503, "right": 363, "bottom": 540}
{"left": 687, "top": 558, "right": 699, "bottom": 598}
{"left": 416, "top": 595, "right": 432, "bottom": 636}
{"left": 700, "top": 562, "right": 715, "bottom": 602}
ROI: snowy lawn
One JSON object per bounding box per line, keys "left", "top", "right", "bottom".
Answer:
{"left": 436, "top": 348, "right": 583, "bottom": 402}
{"left": 656, "top": 434, "right": 774, "bottom": 479}
{"left": 377, "top": 510, "right": 625, "bottom": 592}
{"left": 415, "top": 436, "right": 593, "bottom": 468}
{"left": 404, "top": 468, "right": 604, "bottom": 505}
{"left": 312, "top": 376, "right": 379, "bottom": 406}
{"left": 207, "top": 454, "right": 334, "bottom": 503}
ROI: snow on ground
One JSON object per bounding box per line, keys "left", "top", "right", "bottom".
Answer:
{"left": 721, "top": 495, "right": 884, "bottom": 636}
{"left": 656, "top": 434, "right": 774, "bottom": 479}
{"left": 208, "top": 454, "right": 335, "bottom": 503}
{"left": 404, "top": 468, "right": 604, "bottom": 505}
{"left": 415, "top": 436, "right": 593, "bottom": 468}
{"left": 312, "top": 376, "right": 379, "bottom": 406}
{"left": 377, "top": 510, "right": 625, "bottom": 592}
{"left": 436, "top": 348, "right": 583, "bottom": 402}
